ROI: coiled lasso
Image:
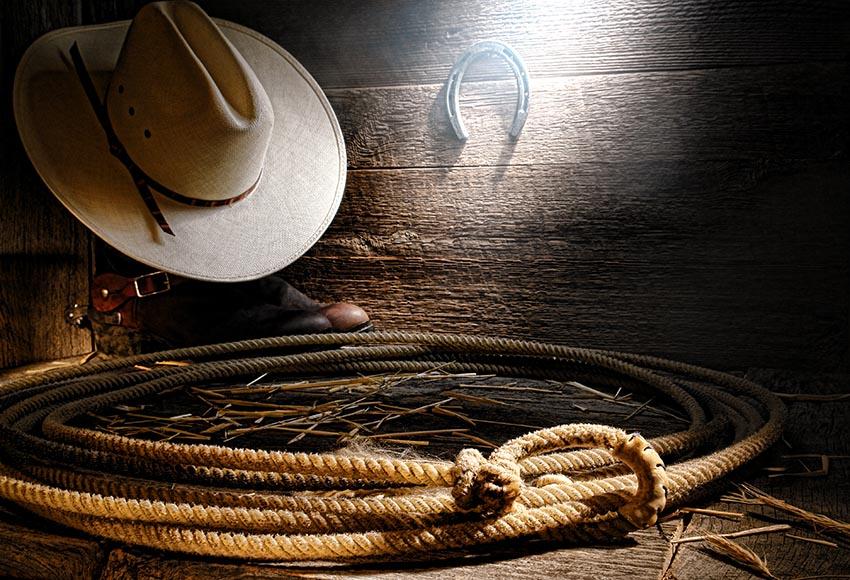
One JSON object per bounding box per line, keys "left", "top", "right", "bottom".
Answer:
{"left": 0, "top": 332, "right": 784, "bottom": 560}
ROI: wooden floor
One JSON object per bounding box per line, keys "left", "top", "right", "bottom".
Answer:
{"left": 0, "top": 364, "right": 847, "bottom": 579}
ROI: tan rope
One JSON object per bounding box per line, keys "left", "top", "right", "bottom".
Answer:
{"left": 0, "top": 332, "right": 784, "bottom": 560}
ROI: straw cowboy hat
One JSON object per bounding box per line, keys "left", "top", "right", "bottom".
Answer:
{"left": 14, "top": 1, "right": 346, "bottom": 281}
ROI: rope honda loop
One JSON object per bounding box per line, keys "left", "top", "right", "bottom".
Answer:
{"left": 451, "top": 426, "right": 667, "bottom": 523}
{"left": 0, "top": 332, "right": 784, "bottom": 561}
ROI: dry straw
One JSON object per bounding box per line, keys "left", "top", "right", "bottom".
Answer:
{"left": 89, "top": 370, "right": 529, "bottom": 448}
{"left": 671, "top": 524, "right": 791, "bottom": 545}
{"left": 703, "top": 533, "right": 777, "bottom": 579}
{"left": 725, "top": 484, "right": 850, "bottom": 540}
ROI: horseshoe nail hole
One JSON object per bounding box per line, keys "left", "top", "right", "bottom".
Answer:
{"left": 656, "top": 463, "right": 665, "bottom": 469}
{"left": 117, "top": 84, "right": 124, "bottom": 94}
{"left": 628, "top": 434, "right": 637, "bottom": 442}
{"left": 644, "top": 446, "right": 652, "bottom": 452}
{"left": 144, "top": 129, "right": 151, "bottom": 139}
{"left": 129, "top": 106, "right": 135, "bottom": 116}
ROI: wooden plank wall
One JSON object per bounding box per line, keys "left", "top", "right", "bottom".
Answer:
{"left": 213, "top": 0, "right": 850, "bottom": 371}
{"left": 0, "top": 0, "right": 92, "bottom": 368}
{"left": 2, "top": 0, "right": 849, "bottom": 371}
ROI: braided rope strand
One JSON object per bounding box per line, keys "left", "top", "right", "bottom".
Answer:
{"left": 0, "top": 332, "right": 783, "bottom": 560}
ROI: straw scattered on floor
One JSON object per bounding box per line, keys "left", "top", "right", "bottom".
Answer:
{"left": 84, "top": 370, "right": 675, "bottom": 452}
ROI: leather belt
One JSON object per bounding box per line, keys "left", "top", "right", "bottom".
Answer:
{"left": 92, "top": 271, "right": 172, "bottom": 310}
{"left": 75, "top": 271, "right": 177, "bottom": 330}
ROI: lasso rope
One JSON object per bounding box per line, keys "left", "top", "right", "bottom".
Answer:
{"left": 0, "top": 332, "right": 784, "bottom": 560}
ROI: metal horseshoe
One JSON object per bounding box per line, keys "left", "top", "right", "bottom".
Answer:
{"left": 445, "top": 40, "right": 530, "bottom": 141}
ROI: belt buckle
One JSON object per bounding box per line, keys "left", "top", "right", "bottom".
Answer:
{"left": 132, "top": 271, "right": 171, "bottom": 298}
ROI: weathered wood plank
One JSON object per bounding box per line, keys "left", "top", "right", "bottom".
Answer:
{"left": 0, "top": 1, "right": 93, "bottom": 368}
{"left": 328, "top": 63, "right": 850, "bottom": 168}
{"left": 100, "top": 524, "right": 679, "bottom": 580}
{"left": 75, "top": 1, "right": 850, "bottom": 88}
{"left": 664, "top": 370, "right": 850, "bottom": 579}
{"left": 197, "top": 0, "right": 850, "bottom": 89}
{"left": 67, "top": 1, "right": 850, "bottom": 374}
{"left": 0, "top": 504, "right": 106, "bottom": 580}
{"left": 283, "top": 161, "right": 850, "bottom": 371}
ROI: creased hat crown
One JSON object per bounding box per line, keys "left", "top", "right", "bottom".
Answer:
{"left": 106, "top": 1, "right": 274, "bottom": 201}
{"left": 14, "top": 0, "right": 346, "bottom": 281}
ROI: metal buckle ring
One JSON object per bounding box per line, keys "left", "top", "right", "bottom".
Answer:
{"left": 132, "top": 271, "right": 171, "bottom": 298}
{"left": 445, "top": 40, "right": 530, "bottom": 141}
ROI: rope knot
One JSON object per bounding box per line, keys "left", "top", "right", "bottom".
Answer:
{"left": 451, "top": 448, "right": 522, "bottom": 514}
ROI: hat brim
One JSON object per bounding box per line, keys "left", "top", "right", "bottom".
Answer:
{"left": 14, "top": 19, "right": 346, "bottom": 282}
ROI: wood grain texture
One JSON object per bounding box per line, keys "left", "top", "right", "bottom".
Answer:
{"left": 0, "top": 0, "right": 92, "bottom": 368}
{"left": 284, "top": 161, "right": 850, "bottom": 370}
{"left": 2, "top": 0, "right": 847, "bottom": 373}
{"left": 72, "top": 0, "right": 850, "bottom": 88}
{"left": 329, "top": 63, "right": 849, "bottom": 168}
{"left": 0, "top": 505, "right": 105, "bottom": 580}
{"left": 199, "top": 0, "right": 850, "bottom": 89}
{"left": 664, "top": 370, "right": 850, "bottom": 580}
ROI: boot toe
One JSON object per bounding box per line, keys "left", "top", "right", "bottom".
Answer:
{"left": 319, "top": 303, "right": 371, "bottom": 332}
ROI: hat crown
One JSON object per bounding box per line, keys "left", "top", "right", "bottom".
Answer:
{"left": 106, "top": 1, "right": 274, "bottom": 201}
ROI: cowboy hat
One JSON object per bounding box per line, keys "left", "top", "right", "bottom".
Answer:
{"left": 13, "top": 1, "right": 346, "bottom": 281}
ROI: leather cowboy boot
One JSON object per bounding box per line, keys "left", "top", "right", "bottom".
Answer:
{"left": 248, "top": 275, "right": 371, "bottom": 333}
{"left": 86, "top": 247, "right": 371, "bottom": 353}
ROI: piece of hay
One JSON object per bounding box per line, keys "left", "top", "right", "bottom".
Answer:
{"left": 784, "top": 533, "right": 839, "bottom": 548}
{"left": 671, "top": 524, "right": 791, "bottom": 545}
{"left": 703, "top": 533, "right": 777, "bottom": 579}
{"left": 738, "top": 483, "right": 850, "bottom": 540}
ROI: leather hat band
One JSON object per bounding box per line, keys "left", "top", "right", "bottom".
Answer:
{"left": 69, "top": 41, "right": 259, "bottom": 236}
